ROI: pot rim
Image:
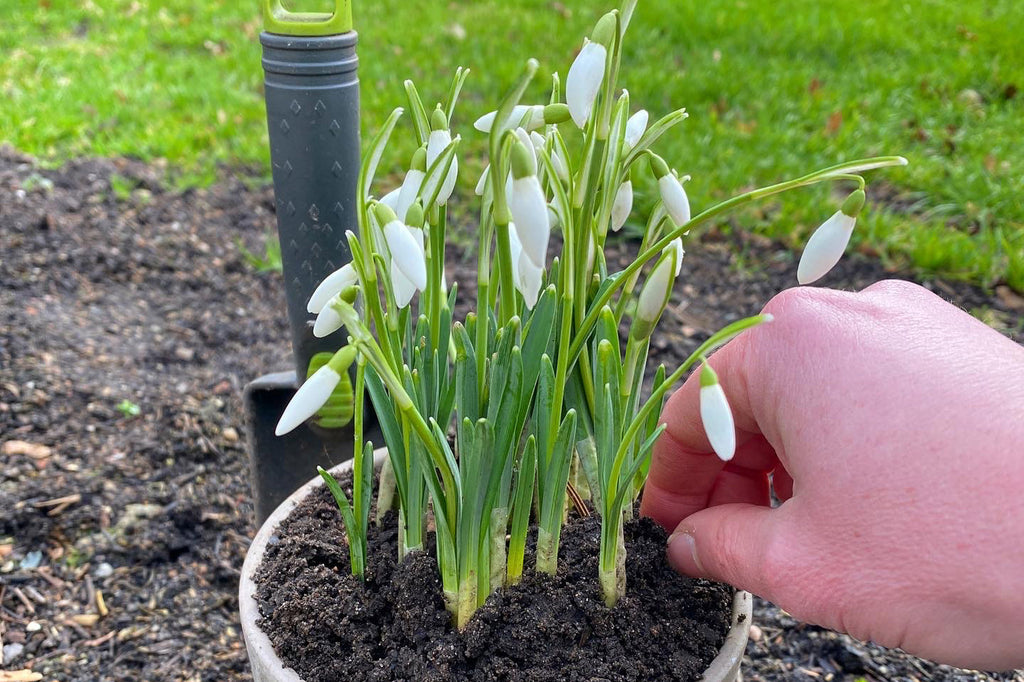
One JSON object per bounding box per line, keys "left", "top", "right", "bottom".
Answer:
{"left": 240, "top": 450, "right": 752, "bottom": 682}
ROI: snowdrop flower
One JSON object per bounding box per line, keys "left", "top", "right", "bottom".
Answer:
{"left": 514, "top": 127, "right": 534, "bottom": 156}
{"left": 474, "top": 103, "right": 571, "bottom": 134}
{"left": 307, "top": 262, "right": 358, "bottom": 314}
{"left": 475, "top": 105, "right": 530, "bottom": 133}
{"left": 275, "top": 346, "right": 356, "bottom": 436}
{"left": 797, "top": 190, "right": 866, "bottom": 285}
{"left": 650, "top": 154, "right": 691, "bottom": 227}
{"left": 427, "top": 108, "right": 458, "bottom": 205}
{"left": 376, "top": 203, "right": 427, "bottom": 291}
{"left": 611, "top": 180, "right": 633, "bottom": 232}
{"left": 632, "top": 248, "right": 677, "bottom": 340}
{"left": 396, "top": 147, "right": 426, "bottom": 222}
{"left": 566, "top": 12, "right": 616, "bottom": 128}
{"left": 699, "top": 362, "right": 735, "bottom": 462}
{"left": 529, "top": 131, "right": 547, "bottom": 154}
{"left": 313, "top": 284, "right": 359, "bottom": 338}
{"left": 624, "top": 109, "right": 649, "bottom": 150}
{"left": 666, "top": 237, "right": 685, "bottom": 276}
{"left": 508, "top": 141, "right": 550, "bottom": 269}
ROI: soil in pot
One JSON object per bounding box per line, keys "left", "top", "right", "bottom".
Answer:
{"left": 254, "top": 470, "right": 732, "bottom": 682}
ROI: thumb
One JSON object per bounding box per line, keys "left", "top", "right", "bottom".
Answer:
{"left": 667, "top": 503, "right": 788, "bottom": 602}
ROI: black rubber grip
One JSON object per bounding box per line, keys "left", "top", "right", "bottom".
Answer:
{"left": 261, "top": 31, "right": 361, "bottom": 379}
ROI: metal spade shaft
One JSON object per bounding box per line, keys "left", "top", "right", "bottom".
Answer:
{"left": 245, "top": 1, "right": 368, "bottom": 524}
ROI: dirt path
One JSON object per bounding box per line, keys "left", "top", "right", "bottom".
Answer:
{"left": 1, "top": 147, "right": 1020, "bottom": 681}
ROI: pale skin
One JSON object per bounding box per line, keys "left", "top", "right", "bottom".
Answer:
{"left": 641, "top": 280, "right": 1024, "bottom": 672}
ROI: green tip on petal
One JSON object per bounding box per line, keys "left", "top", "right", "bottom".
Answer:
{"left": 411, "top": 147, "right": 427, "bottom": 172}
{"left": 510, "top": 141, "right": 536, "bottom": 179}
{"left": 700, "top": 362, "right": 720, "bottom": 388}
{"left": 543, "top": 103, "right": 571, "bottom": 125}
{"left": 649, "top": 153, "right": 671, "bottom": 180}
{"left": 327, "top": 345, "right": 358, "bottom": 374}
{"left": 592, "top": 10, "right": 617, "bottom": 48}
{"left": 374, "top": 202, "right": 398, "bottom": 225}
{"left": 405, "top": 201, "right": 425, "bottom": 228}
{"left": 430, "top": 106, "right": 448, "bottom": 132}
{"left": 841, "top": 189, "right": 866, "bottom": 218}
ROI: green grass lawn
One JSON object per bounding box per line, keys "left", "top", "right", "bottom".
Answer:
{"left": 2, "top": 0, "right": 1021, "bottom": 289}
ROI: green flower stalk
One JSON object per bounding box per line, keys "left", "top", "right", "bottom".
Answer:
{"left": 273, "top": 0, "right": 907, "bottom": 626}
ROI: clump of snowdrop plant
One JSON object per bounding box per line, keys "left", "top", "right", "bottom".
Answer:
{"left": 276, "top": 1, "right": 906, "bottom": 628}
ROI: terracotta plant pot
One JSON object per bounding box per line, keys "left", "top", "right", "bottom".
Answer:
{"left": 239, "top": 452, "right": 753, "bottom": 682}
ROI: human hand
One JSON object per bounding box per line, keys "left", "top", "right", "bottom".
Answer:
{"left": 640, "top": 280, "right": 1024, "bottom": 671}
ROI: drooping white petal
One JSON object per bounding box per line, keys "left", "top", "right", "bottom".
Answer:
{"left": 509, "top": 175, "right": 551, "bottom": 268}
{"left": 566, "top": 40, "right": 607, "bottom": 128}
{"left": 475, "top": 165, "right": 491, "bottom": 197}
{"left": 529, "top": 131, "right": 547, "bottom": 154}
{"left": 313, "top": 297, "right": 345, "bottom": 338}
{"left": 396, "top": 169, "right": 424, "bottom": 222}
{"left": 667, "top": 237, "right": 685, "bottom": 276}
{"left": 275, "top": 365, "right": 341, "bottom": 436}
{"left": 659, "top": 174, "right": 691, "bottom": 227}
{"left": 611, "top": 180, "right": 633, "bottom": 232}
{"left": 517, "top": 250, "right": 544, "bottom": 309}
{"left": 427, "top": 129, "right": 458, "bottom": 205}
{"left": 700, "top": 383, "right": 736, "bottom": 462}
{"left": 797, "top": 211, "right": 857, "bottom": 285}
{"left": 390, "top": 259, "right": 417, "bottom": 308}
{"left": 307, "top": 263, "right": 358, "bottom": 314}
{"left": 624, "top": 109, "right": 649, "bottom": 149}
{"left": 474, "top": 105, "right": 530, "bottom": 133}
{"left": 384, "top": 219, "right": 427, "bottom": 290}
{"left": 379, "top": 186, "right": 401, "bottom": 212}
{"left": 508, "top": 224, "right": 525, "bottom": 292}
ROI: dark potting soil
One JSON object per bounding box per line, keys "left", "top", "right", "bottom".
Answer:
{"left": 254, "top": 474, "right": 733, "bottom": 682}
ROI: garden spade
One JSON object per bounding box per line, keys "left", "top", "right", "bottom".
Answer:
{"left": 244, "top": 0, "right": 377, "bottom": 524}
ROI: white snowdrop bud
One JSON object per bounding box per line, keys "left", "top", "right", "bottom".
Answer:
{"left": 508, "top": 224, "right": 525, "bottom": 292}
{"left": 797, "top": 190, "right": 866, "bottom": 285}
{"left": 611, "top": 180, "right": 633, "bottom": 232}
{"left": 567, "top": 12, "right": 616, "bottom": 128}
{"left": 275, "top": 346, "right": 357, "bottom": 436}
{"left": 376, "top": 204, "right": 427, "bottom": 291}
{"left": 632, "top": 249, "right": 677, "bottom": 339}
{"left": 650, "top": 154, "right": 691, "bottom": 227}
{"left": 427, "top": 108, "right": 458, "bottom": 205}
{"left": 567, "top": 41, "right": 606, "bottom": 128}
{"left": 307, "top": 263, "right": 357, "bottom": 314}
{"left": 699, "top": 363, "right": 736, "bottom": 462}
{"left": 551, "top": 146, "right": 570, "bottom": 183}
{"left": 508, "top": 142, "right": 550, "bottom": 269}
{"left": 624, "top": 109, "right": 649, "bottom": 150}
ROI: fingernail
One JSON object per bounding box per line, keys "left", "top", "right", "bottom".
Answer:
{"left": 667, "top": 530, "right": 705, "bottom": 577}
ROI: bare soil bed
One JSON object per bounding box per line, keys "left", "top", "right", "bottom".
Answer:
{"left": 1, "top": 146, "right": 1021, "bottom": 681}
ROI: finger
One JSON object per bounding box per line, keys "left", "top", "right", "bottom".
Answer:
{"left": 667, "top": 503, "right": 791, "bottom": 603}
{"left": 707, "top": 456, "right": 774, "bottom": 509}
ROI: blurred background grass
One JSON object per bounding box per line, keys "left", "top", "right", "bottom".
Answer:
{"left": 2, "top": 0, "right": 1021, "bottom": 289}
